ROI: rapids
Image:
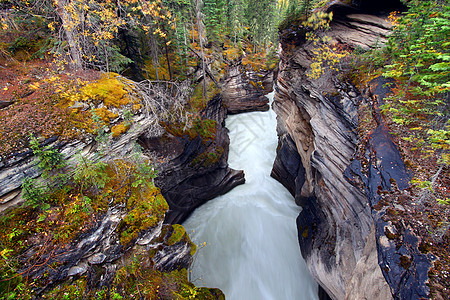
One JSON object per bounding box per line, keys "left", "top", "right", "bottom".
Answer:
{"left": 183, "top": 92, "right": 318, "bottom": 300}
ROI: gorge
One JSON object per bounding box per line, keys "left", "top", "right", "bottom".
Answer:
{"left": 183, "top": 92, "right": 318, "bottom": 300}
{"left": 0, "top": 0, "right": 447, "bottom": 299}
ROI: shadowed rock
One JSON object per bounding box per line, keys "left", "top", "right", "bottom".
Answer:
{"left": 271, "top": 2, "right": 410, "bottom": 299}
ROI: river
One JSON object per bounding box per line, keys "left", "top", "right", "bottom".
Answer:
{"left": 182, "top": 92, "right": 318, "bottom": 300}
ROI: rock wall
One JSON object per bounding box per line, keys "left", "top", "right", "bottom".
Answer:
{"left": 146, "top": 94, "right": 246, "bottom": 224}
{"left": 0, "top": 83, "right": 241, "bottom": 297}
{"left": 222, "top": 64, "right": 273, "bottom": 114}
{"left": 0, "top": 96, "right": 244, "bottom": 223}
{"left": 271, "top": 3, "right": 399, "bottom": 299}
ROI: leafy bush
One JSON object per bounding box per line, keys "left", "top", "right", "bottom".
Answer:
{"left": 382, "top": 1, "right": 450, "bottom": 164}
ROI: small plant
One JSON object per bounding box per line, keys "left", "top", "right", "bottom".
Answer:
{"left": 92, "top": 111, "right": 112, "bottom": 155}
{"left": 73, "top": 154, "right": 110, "bottom": 194}
{"left": 29, "top": 135, "right": 66, "bottom": 178}
{"left": 21, "top": 177, "right": 49, "bottom": 209}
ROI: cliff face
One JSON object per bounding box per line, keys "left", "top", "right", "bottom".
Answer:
{"left": 0, "top": 79, "right": 241, "bottom": 297}
{"left": 222, "top": 64, "right": 273, "bottom": 114}
{"left": 273, "top": 57, "right": 389, "bottom": 300}
{"left": 271, "top": 4, "right": 405, "bottom": 299}
{"left": 147, "top": 94, "right": 246, "bottom": 224}
{"left": 0, "top": 96, "right": 244, "bottom": 223}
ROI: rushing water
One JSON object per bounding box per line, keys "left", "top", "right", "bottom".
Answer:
{"left": 182, "top": 92, "right": 318, "bottom": 300}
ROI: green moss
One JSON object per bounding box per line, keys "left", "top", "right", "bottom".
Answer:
{"left": 190, "top": 145, "right": 224, "bottom": 168}
{"left": 120, "top": 190, "right": 168, "bottom": 245}
{"left": 189, "top": 82, "right": 221, "bottom": 112}
{"left": 80, "top": 73, "right": 129, "bottom": 108}
{"left": 42, "top": 277, "right": 87, "bottom": 299}
{"left": 164, "top": 118, "right": 217, "bottom": 143}
{"left": 168, "top": 224, "right": 186, "bottom": 246}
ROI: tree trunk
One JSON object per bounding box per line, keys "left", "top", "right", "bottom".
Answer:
{"left": 164, "top": 41, "right": 172, "bottom": 81}
{"left": 195, "top": 0, "right": 207, "bottom": 103}
{"left": 149, "top": 29, "right": 159, "bottom": 80}
{"left": 55, "top": 0, "right": 83, "bottom": 70}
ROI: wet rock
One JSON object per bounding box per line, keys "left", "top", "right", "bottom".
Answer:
{"left": 271, "top": 134, "right": 306, "bottom": 204}
{"left": 88, "top": 253, "right": 106, "bottom": 265}
{"left": 68, "top": 263, "right": 88, "bottom": 276}
{"left": 362, "top": 77, "right": 431, "bottom": 299}
{"left": 0, "top": 100, "right": 14, "bottom": 109}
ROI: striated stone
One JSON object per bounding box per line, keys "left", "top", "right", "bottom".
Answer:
{"left": 222, "top": 64, "right": 273, "bottom": 114}
{"left": 137, "top": 221, "right": 164, "bottom": 245}
{"left": 67, "top": 263, "right": 88, "bottom": 276}
{"left": 273, "top": 3, "right": 402, "bottom": 300}
{"left": 345, "top": 226, "right": 393, "bottom": 300}
{"left": 88, "top": 253, "right": 106, "bottom": 265}
{"left": 153, "top": 241, "right": 192, "bottom": 272}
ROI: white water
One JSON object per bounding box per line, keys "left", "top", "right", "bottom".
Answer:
{"left": 182, "top": 93, "right": 318, "bottom": 300}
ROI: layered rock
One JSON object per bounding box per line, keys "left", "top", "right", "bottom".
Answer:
{"left": 222, "top": 64, "right": 273, "bottom": 114}
{"left": 0, "top": 96, "right": 244, "bottom": 223}
{"left": 0, "top": 80, "right": 241, "bottom": 297}
{"left": 143, "top": 94, "right": 245, "bottom": 224}
{"left": 273, "top": 57, "right": 384, "bottom": 299}
{"left": 271, "top": 3, "right": 408, "bottom": 299}
{"left": 21, "top": 214, "right": 194, "bottom": 295}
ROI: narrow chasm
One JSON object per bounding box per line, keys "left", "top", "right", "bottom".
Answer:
{"left": 183, "top": 92, "right": 319, "bottom": 300}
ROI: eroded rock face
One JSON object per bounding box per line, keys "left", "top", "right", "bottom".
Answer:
{"left": 0, "top": 95, "right": 244, "bottom": 225}
{"left": 272, "top": 4, "right": 399, "bottom": 300}
{"left": 358, "top": 77, "right": 431, "bottom": 299}
{"left": 222, "top": 64, "right": 273, "bottom": 114}
{"left": 0, "top": 83, "right": 242, "bottom": 298}
{"left": 142, "top": 94, "right": 245, "bottom": 224}
{"left": 274, "top": 64, "right": 381, "bottom": 299}
{"left": 14, "top": 207, "right": 198, "bottom": 296}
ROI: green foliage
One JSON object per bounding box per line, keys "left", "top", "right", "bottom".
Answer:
{"left": 21, "top": 136, "right": 67, "bottom": 209}
{"left": 278, "top": 0, "right": 315, "bottom": 30}
{"left": 384, "top": 1, "right": 450, "bottom": 98}
{"left": 279, "top": 0, "right": 311, "bottom": 28}
{"left": 381, "top": 1, "right": 450, "bottom": 164}
{"left": 203, "top": 0, "right": 227, "bottom": 41}
{"left": 437, "top": 198, "right": 450, "bottom": 205}
{"left": 73, "top": 155, "right": 110, "bottom": 193}
{"left": 193, "top": 118, "right": 216, "bottom": 141}
{"left": 243, "top": 0, "right": 278, "bottom": 47}
{"left": 130, "top": 158, "right": 158, "bottom": 189}
{"left": 21, "top": 177, "right": 49, "bottom": 209}
{"left": 29, "top": 136, "right": 66, "bottom": 178}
